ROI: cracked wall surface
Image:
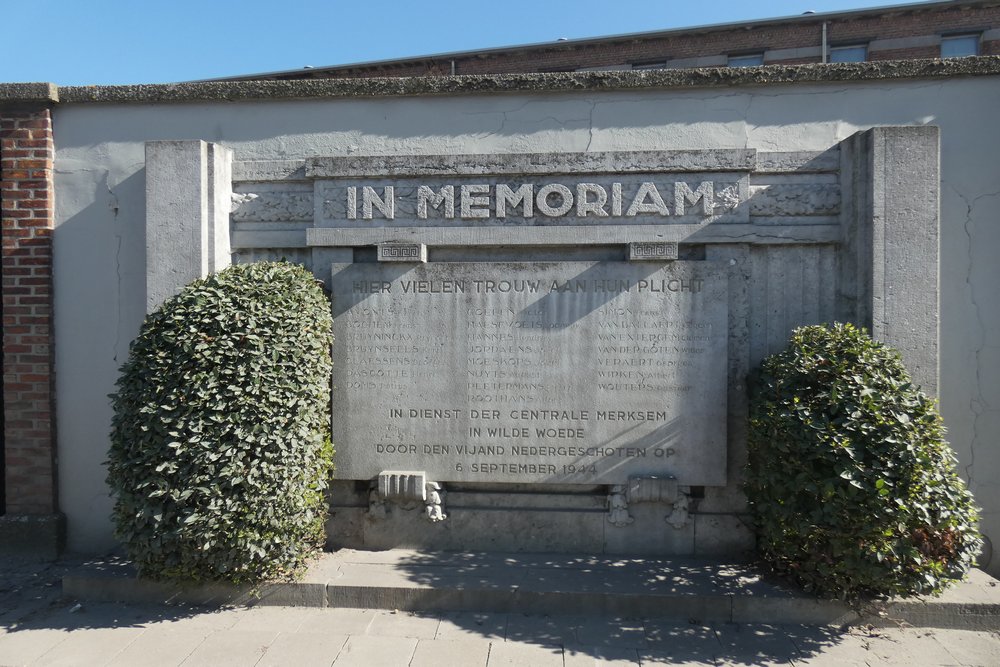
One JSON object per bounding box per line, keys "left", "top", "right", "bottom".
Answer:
{"left": 49, "top": 76, "right": 1000, "bottom": 574}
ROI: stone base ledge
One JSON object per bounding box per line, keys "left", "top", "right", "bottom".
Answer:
{"left": 0, "top": 513, "right": 65, "bottom": 559}
{"left": 61, "top": 549, "right": 1000, "bottom": 630}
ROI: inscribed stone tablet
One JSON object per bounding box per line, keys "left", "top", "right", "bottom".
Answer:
{"left": 331, "top": 261, "right": 728, "bottom": 486}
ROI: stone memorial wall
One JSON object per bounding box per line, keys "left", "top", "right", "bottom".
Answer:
{"left": 22, "top": 66, "right": 996, "bottom": 569}
{"left": 180, "top": 133, "right": 933, "bottom": 554}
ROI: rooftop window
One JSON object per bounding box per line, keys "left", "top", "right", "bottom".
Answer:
{"left": 632, "top": 61, "right": 669, "bottom": 70}
{"left": 941, "top": 34, "right": 980, "bottom": 58}
{"left": 829, "top": 44, "right": 867, "bottom": 63}
{"left": 727, "top": 53, "right": 764, "bottom": 67}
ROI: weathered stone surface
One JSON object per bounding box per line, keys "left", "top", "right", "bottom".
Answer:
{"left": 749, "top": 184, "right": 840, "bottom": 216}
{"left": 50, "top": 56, "right": 1000, "bottom": 104}
{"left": 232, "top": 159, "right": 307, "bottom": 182}
{"left": 306, "top": 223, "right": 841, "bottom": 248}
{"left": 144, "top": 140, "right": 232, "bottom": 313}
{"left": 0, "top": 82, "right": 58, "bottom": 106}
{"left": 755, "top": 149, "right": 840, "bottom": 174}
{"left": 307, "top": 150, "right": 756, "bottom": 178}
{"left": 331, "top": 261, "right": 728, "bottom": 486}
{"left": 231, "top": 184, "right": 313, "bottom": 222}
{"left": 841, "top": 126, "right": 940, "bottom": 395}
{"left": 0, "top": 513, "right": 65, "bottom": 559}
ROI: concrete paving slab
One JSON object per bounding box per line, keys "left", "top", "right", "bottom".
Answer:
{"left": 713, "top": 623, "right": 802, "bottom": 666}
{"left": 30, "top": 626, "right": 144, "bottom": 666}
{"left": 9, "top": 600, "right": 161, "bottom": 633}
{"left": 366, "top": 610, "right": 441, "bottom": 639}
{"left": 142, "top": 606, "right": 245, "bottom": 632}
{"left": 929, "top": 628, "right": 1000, "bottom": 665}
{"left": 563, "top": 644, "right": 641, "bottom": 666}
{"left": 227, "top": 606, "right": 315, "bottom": 633}
{"left": 330, "top": 634, "right": 418, "bottom": 666}
{"left": 570, "top": 616, "right": 646, "bottom": 647}
{"left": 505, "top": 613, "right": 581, "bottom": 645}
{"left": 485, "top": 640, "right": 564, "bottom": 666}
{"left": 435, "top": 611, "right": 508, "bottom": 640}
{"left": 0, "top": 628, "right": 70, "bottom": 666}
{"left": 105, "top": 626, "right": 213, "bottom": 667}
{"left": 295, "top": 607, "right": 376, "bottom": 635}
{"left": 788, "top": 635, "right": 880, "bottom": 667}
{"left": 640, "top": 622, "right": 721, "bottom": 666}
{"left": 256, "top": 631, "right": 349, "bottom": 667}
{"left": 178, "top": 628, "right": 277, "bottom": 666}
{"left": 409, "top": 638, "right": 493, "bottom": 667}
{"left": 0, "top": 598, "right": 59, "bottom": 637}
{"left": 639, "top": 649, "right": 719, "bottom": 667}
{"left": 855, "top": 627, "right": 975, "bottom": 665}
{"left": 781, "top": 626, "right": 876, "bottom": 666}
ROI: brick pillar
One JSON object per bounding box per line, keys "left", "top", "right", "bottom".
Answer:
{"left": 0, "top": 83, "right": 64, "bottom": 557}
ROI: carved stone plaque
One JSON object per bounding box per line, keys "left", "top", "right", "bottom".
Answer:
{"left": 331, "top": 261, "right": 728, "bottom": 486}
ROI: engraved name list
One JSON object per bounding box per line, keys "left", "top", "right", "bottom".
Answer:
{"left": 331, "top": 261, "right": 729, "bottom": 486}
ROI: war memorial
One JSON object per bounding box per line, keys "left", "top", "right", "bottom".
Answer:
{"left": 1, "top": 56, "right": 1000, "bottom": 593}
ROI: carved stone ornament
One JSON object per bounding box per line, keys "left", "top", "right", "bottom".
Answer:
{"left": 606, "top": 484, "right": 634, "bottom": 527}
{"left": 665, "top": 491, "right": 691, "bottom": 530}
{"left": 367, "top": 483, "right": 387, "bottom": 520}
{"left": 424, "top": 482, "right": 447, "bottom": 522}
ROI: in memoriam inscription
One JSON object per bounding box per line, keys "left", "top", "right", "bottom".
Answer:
{"left": 331, "top": 261, "right": 729, "bottom": 486}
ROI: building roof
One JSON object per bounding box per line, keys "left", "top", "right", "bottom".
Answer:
{"left": 209, "top": 0, "right": 994, "bottom": 81}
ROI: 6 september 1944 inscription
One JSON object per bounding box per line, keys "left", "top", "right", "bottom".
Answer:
{"left": 331, "top": 261, "right": 729, "bottom": 486}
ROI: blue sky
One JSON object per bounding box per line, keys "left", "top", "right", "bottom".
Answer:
{"left": 2, "top": 0, "right": 912, "bottom": 85}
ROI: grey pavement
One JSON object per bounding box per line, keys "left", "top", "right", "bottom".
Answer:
{"left": 3, "top": 601, "right": 1000, "bottom": 666}
{"left": 3, "top": 556, "right": 1000, "bottom": 666}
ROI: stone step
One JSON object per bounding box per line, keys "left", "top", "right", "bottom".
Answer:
{"left": 63, "top": 549, "right": 1000, "bottom": 631}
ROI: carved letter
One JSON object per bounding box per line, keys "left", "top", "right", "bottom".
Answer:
{"left": 674, "top": 181, "right": 715, "bottom": 216}
{"left": 496, "top": 184, "right": 533, "bottom": 218}
{"left": 362, "top": 186, "right": 395, "bottom": 220}
{"left": 536, "top": 183, "right": 574, "bottom": 217}
{"left": 417, "top": 185, "right": 455, "bottom": 219}
{"left": 460, "top": 184, "right": 491, "bottom": 219}
{"left": 626, "top": 182, "right": 669, "bottom": 216}
{"left": 611, "top": 182, "right": 623, "bottom": 216}
{"left": 576, "top": 183, "right": 609, "bottom": 217}
{"left": 347, "top": 186, "right": 357, "bottom": 220}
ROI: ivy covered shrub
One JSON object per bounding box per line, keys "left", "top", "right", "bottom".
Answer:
{"left": 746, "top": 323, "right": 981, "bottom": 599}
{"left": 107, "top": 262, "right": 334, "bottom": 583}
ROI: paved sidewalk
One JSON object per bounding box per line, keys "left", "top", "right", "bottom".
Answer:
{"left": 3, "top": 556, "right": 1000, "bottom": 666}
{"left": 2, "top": 597, "right": 1000, "bottom": 666}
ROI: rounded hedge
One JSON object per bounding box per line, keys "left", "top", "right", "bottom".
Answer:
{"left": 746, "top": 323, "right": 981, "bottom": 599}
{"left": 107, "top": 262, "right": 334, "bottom": 583}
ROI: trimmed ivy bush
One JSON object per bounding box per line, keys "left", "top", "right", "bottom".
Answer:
{"left": 107, "top": 262, "right": 334, "bottom": 583}
{"left": 746, "top": 323, "right": 981, "bottom": 599}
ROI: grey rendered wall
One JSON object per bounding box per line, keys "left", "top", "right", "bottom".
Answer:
{"left": 52, "top": 77, "right": 1000, "bottom": 572}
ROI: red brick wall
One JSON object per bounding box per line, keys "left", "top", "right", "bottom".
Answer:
{"left": 1, "top": 107, "right": 57, "bottom": 515}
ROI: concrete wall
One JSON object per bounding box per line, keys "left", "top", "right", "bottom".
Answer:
{"left": 51, "top": 75, "right": 1000, "bottom": 572}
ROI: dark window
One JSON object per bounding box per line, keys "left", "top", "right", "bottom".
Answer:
{"left": 941, "top": 34, "right": 980, "bottom": 58}
{"left": 830, "top": 44, "right": 867, "bottom": 63}
{"left": 728, "top": 53, "right": 764, "bottom": 67}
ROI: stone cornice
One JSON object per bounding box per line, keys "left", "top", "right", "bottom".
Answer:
{"left": 4, "top": 57, "right": 1000, "bottom": 107}
{"left": 0, "top": 83, "right": 59, "bottom": 107}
